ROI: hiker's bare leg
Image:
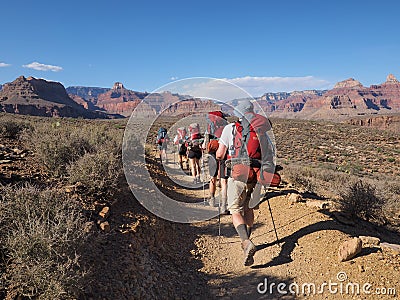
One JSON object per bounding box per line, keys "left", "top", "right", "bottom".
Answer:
{"left": 243, "top": 206, "right": 254, "bottom": 228}
{"left": 190, "top": 158, "right": 196, "bottom": 177}
{"left": 196, "top": 158, "right": 201, "bottom": 177}
{"left": 221, "top": 178, "right": 228, "bottom": 199}
{"left": 232, "top": 212, "right": 246, "bottom": 228}
{"left": 220, "top": 178, "right": 228, "bottom": 212}
{"left": 210, "top": 176, "right": 216, "bottom": 197}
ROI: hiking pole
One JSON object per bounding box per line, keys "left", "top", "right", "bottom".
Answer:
{"left": 265, "top": 192, "right": 279, "bottom": 244}
{"left": 201, "top": 148, "right": 206, "bottom": 205}
{"left": 174, "top": 144, "right": 176, "bottom": 166}
{"left": 218, "top": 159, "right": 221, "bottom": 237}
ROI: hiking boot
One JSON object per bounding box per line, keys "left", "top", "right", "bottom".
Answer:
{"left": 242, "top": 239, "right": 256, "bottom": 266}
{"left": 220, "top": 209, "right": 230, "bottom": 215}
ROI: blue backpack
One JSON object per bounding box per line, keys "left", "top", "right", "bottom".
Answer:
{"left": 157, "top": 127, "right": 167, "bottom": 145}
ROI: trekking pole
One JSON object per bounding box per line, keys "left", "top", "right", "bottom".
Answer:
{"left": 265, "top": 192, "right": 279, "bottom": 245}
{"left": 174, "top": 144, "right": 176, "bottom": 166}
{"left": 218, "top": 159, "right": 221, "bottom": 237}
{"left": 201, "top": 148, "right": 206, "bottom": 206}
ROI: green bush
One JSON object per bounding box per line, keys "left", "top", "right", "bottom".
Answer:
{"left": 337, "top": 180, "right": 385, "bottom": 222}
{"left": 0, "top": 185, "right": 88, "bottom": 299}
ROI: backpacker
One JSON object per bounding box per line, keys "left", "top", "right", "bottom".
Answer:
{"left": 206, "top": 111, "right": 227, "bottom": 138}
{"left": 188, "top": 123, "right": 202, "bottom": 150}
{"left": 188, "top": 123, "right": 201, "bottom": 140}
{"left": 175, "top": 127, "right": 187, "bottom": 145}
{"left": 228, "top": 112, "right": 279, "bottom": 185}
{"left": 157, "top": 127, "right": 168, "bottom": 145}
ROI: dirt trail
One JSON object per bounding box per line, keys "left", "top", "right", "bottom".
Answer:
{"left": 160, "top": 151, "right": 400, "bottom": 299}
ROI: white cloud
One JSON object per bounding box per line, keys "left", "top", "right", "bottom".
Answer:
{"left": 22, "top": 61, "right": 63, "bottom": 72}
{"left": 0, "top": 62, "right": 11, "bottom": 67}
{"left": 224, "top": 76, "right": 332, "bottom": 96}
{"left": 159, "top": 76, "right": 332, "bottom": 102}
{"left": 170, "top": 76, "right": 179, "bottom": 81}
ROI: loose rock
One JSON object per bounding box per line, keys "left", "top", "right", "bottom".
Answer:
{"left": 338, "top": 237, "right": 362, "bottom": 262}
{"left": 288, "top": 193, "right": 303, "bottom": 203}
{"left": 99, "top": 206, "right": 110, "bottom": 219}
{"left": 100, "top": 221, "right": 111, "bottom": 232}
{"left": 359, "top": 235, "right": 380, "bottom": 246}
{"left": 306, "top": 200, "right": 330, "bottom": 209}
{"left": 380, "top": 242, "right": 400, "bottom": 255}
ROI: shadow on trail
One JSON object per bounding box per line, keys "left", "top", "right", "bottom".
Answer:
{"left": 81, "top": 181, "right": 213, "bottom": 299}
{"left": 206, "top": 271, "right": 296, "bottom": 299}
{"left": 259, "top": 188, "right": 327, "bottom": 205}
{"left": 251, "top": 211, "right": 400, "bottom": 270}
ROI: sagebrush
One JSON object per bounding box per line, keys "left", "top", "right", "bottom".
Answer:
{"left": 0, "top": 185, "right": 88, "bottom": 299}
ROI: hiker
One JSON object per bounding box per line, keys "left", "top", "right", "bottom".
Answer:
{"left": 156, "top": 127, "right": 169, "bottom": 163}
{"left": 187, "top": 123, "right": 203, "bottom": 183}
{"left": 216, "top": 100, "right": 273, "bottom": 266}
{"left": 205, "top": 111, "right": 229, "bottom": 213}
{"left": 173, "top": 127, "right": 189, "bottom": 170}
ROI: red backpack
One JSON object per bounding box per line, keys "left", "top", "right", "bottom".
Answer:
{"left": 188, "top": 123, "right": 201, "bottom": 140}
{"left": 206, "top": 111, "right": 227, "bottom": 138}
{"left": 175, "top": 127, "right": 187, "bottom": 144}
{"left": 229, "top": 112, "right": 280, "bottom": 186}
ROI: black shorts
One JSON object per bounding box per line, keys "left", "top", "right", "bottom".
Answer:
{"left": 178, "top": 144, "right": 187, "bottom": 156}
{"left": 188, "top": 149, "right": 202, "bottom": 159}
{"left": 208, "top": 154, "right": 229, "bottom": 179}
{"left": 157, "top": 143, "right": 167, "bottom": 151}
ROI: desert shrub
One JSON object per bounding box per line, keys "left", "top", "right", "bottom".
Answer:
{"left": 23, "top": 120, "right": 123, "bottom": 178}
{"left": 282, "top": 165, "right": 317, "bottom": 193}
{"left": 0, "top": 119, "right": 31, "bottom": 139}
{"left": 0, "top": 185, "right": 88, "bottom": 299}
{"left": 388, "top": 182, "right": 400, "bottom": 195}
{"left": 337, "top": 180, "right": 385, "bottom": 222}
{"left": 30, "top": 129, "right": 94, "bottom": 177}
{"left": 282, "top": 164, "right": 361, "bottom": 198}
{"left": 67, "top": 147, "right": 122, "bottom": 200}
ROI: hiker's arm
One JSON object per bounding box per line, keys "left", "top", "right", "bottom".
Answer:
{"left": 216, "top": 143, "right": 227, "bottom": 160}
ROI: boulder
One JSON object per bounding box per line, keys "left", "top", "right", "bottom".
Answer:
{"left": 338, "top": 237, "right": 362, "bottom": 262}
{"left": 288, "top": 193, "right": 303, "bottom": 203}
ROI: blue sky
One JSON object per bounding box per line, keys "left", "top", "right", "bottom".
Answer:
{"left": 1, "top": 0, "right": 399, "bottom": 96}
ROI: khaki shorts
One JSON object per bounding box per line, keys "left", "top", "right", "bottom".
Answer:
{"left": 227, "top": 178, "right": 261, "bottom": 214}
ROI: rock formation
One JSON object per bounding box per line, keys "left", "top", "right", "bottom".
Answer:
{"left": 385, "top": 74, "right": 399, "bottom": 84}
{"left": 333, "top": 78, "right": 363, "bottom": 89}
{"left": 66, "top": 86, "right": 110, "bottom": 106}
{"left": 0, "top": 76, "right": 116, "bottom": 118}
{"left": 67, "top": 83, "right": 218, "bottom": 117}
{"left": 280, "top": 75, "right": 400, "bottom": 120}
{"left": 162, "top": 99, "right": 220, "bottom": 116}
{"left": 345, "top": 115, "right": 400, "bottom": 132}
